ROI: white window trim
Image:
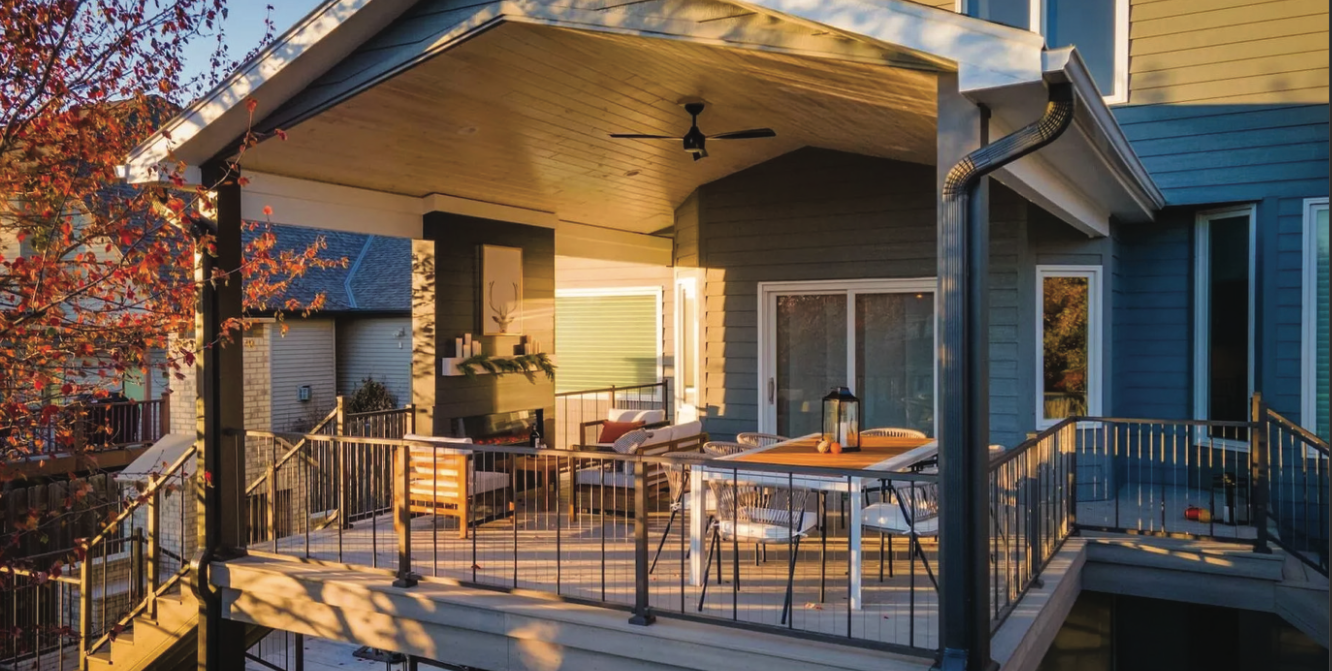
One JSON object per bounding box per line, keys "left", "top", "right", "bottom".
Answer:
{"left": 956, "top": 0, "right": 1130, "bottom": 104}
{"left": 1035, "top": 265, "right": 1104, "bottom": 428}
{"left": 673, "top": 273, "right": 702, "bottom": 419}
{"left": 555, "top": 286, "right": 665, "bottom": 385}
{"left": 1192, "top": 206, "right": 1257, "bottom": 442}
{"left": 756, "top": 278, "right": 938, "bottom": 437}
{"left": 1302, "top": 197, "right": 1329, "bottom": 436}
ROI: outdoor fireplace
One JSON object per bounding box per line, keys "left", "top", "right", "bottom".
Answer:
{"left": 453, "top": 409, "right": 540, "bottom": 446}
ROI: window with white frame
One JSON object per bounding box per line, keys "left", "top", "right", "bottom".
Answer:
{"left": 1303, "top": 198, "right": 1329, "bottom": 440}
{"left": 1036, "top": 266, "right": 1102, "bottom": 426}
{"left": 1194, "top": 207, "right": 1255, "bottom": 429}
{"left": 961, "top": 0, "right": 1130, "bottom": 103}
{"left": 675, "top": 275, "right": 701, "bottom": 416}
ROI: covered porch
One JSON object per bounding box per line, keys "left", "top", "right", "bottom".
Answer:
{"left": 119, "top": 1, "right": 1166, "bottom": 669}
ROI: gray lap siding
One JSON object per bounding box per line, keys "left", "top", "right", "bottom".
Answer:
{"left": 680, "top": 148, "right": 1053, "bottom": 447}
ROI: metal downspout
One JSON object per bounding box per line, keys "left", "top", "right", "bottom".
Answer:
{"left": 936, "top": 83, "right": 1075, "bottom": 671}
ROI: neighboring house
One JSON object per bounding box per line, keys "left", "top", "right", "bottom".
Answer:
{"left": 165, "top": 224, "right": 411, "bottom": 435}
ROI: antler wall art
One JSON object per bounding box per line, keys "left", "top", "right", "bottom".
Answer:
{"left": 481, "top": 245, "right": 524, "bottom": 335}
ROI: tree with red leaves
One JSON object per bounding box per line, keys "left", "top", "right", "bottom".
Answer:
{"left": 0, "top": 1, "right": 340, "bottom": 479}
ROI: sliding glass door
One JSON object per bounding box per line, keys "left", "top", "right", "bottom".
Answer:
{"left": 761, "top": 280, "right": 935, "bottom": 438}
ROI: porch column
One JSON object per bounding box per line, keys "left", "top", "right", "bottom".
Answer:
{"left": 934, "top": 73, "right": 994, "bottom": 671}
{"left": 195, "top": 161, "right": 248, "bottom": 671}
{"left": 411, "top": 238, "right": 437, "bottom": 435}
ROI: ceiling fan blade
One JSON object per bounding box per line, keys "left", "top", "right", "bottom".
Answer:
{"left": 609, "top": 133, "right": 680, "bottom": 140}
{"left": 708, "top": 128, "right": 777, "bottom": 140}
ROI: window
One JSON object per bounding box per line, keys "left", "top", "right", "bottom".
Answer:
{"left": 554, "top": 288, "right": 662, "bottom": 393}
{"left": 1303, "top": 198, "right": 1329, "bottom": 440}
{"left": 1193, "top": 208, "right": 1255, "bottom": 429}
{"left": 675, "top": 275, "right": 701, "bottom": 420}
{"left": 1036, "top": 266, "right": 1102, "bottom": 426}
{"left": 962, "top": 0, "right": 1130, "bottom": 103}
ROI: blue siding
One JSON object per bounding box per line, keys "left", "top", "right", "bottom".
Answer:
{"left": 1112, "top": 217, "right": 1193, "bottom": 420}
{"left": 1116, "top": 104, "right": 1330, "bottom": 206}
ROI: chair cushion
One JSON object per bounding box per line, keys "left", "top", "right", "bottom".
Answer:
{"left": 599, "top": 420, "right": 645, "bottom": 444}
{"left": 575, "top": 468, "right": 635, "bottom": 488}
{"left": 862, "top": 502, "right": 939, "bottom": 535}
{"left": 408, "top": 470, "right": 510, "bottom": 498}
{"left": 719, "top": 511, "right": 818, "bottom": 541}
{"left": 608, "top": 409, "right": 665, "bottom": 425}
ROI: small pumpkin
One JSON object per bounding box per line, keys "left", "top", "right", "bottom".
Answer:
{"left": 816, "top": 439, "right": 831, "bottom": 454}
{"left": 830, "top": 441, "right": 843, "bottom": 455}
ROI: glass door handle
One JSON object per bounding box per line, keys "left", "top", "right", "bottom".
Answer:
{"left": 767, "top": 378, "right": 775, "bottom": 404}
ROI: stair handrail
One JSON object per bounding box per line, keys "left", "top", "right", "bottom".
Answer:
{"left": 76, "top": 442, "right": 198, "bottom": 669}
{"left": 1259, "top": 402, "right": 1330, "bottom": 577}
{"left": 244, "top": 400, "right": 341, "bottom": 496}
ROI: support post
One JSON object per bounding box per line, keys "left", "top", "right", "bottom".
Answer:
{"left": 196, "top": 161, "right": 249, "bottom": 671}
{"left": 629, "top": 457, "right": 655, "bottom": 625}
{"left": 146, "top": 476, "right": 160, "bottom": 619}
{"left": 394, "top": 443, "right": 418, "bottom": 587}
{"left": 935, "top": 75, "right": 1074, "bottom": 671}
{"left": 1249, "top": 392, "right": 1271, "bottom": 554}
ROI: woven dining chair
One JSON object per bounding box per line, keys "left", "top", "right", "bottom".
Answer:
{"left": 735, "top": 432, "right": 788, "bottom": 448}
{"left": 649, "top": 459, "right": 716, "bottom": 574}
{"left": 702, "top": 441, "right": 750, "bottom": 457}
{"left": 862, "top": 479, "right": 939, "bottom": 586}
{"left": 699, "top": 480, "right": 818, "bottom": 624}
{"left": 860, "top": 427, "right": 929, "bottom": 439}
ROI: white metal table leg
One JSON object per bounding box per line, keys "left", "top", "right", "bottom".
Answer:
{"left": 689, "top": 468, "right": 704, "bottom": 586}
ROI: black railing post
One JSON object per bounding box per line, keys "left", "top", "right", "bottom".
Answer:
{"left": 629, "top": 457, "right": 655, "bottom": 626}
{"left": 1250, "top": 393, "right": 1271, "bottom": 554}
{"left": 393, "top": 443, "right": 419, "bottom": 587}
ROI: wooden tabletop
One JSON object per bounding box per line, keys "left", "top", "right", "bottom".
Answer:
{"left": 729, "top": 434, "right": 933, "bottom": 469}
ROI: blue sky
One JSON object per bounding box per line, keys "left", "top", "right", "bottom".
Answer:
{"left": 179, "top": 0, "right": 323, "bottom": 88}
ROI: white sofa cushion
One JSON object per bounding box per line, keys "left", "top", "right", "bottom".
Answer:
{"left": 608, "top": 408, "right": 665, "bottom": 425}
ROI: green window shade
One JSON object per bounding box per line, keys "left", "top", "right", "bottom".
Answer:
{"left": 555, "top": 294, "right": 659, "bottom": 393}
{"left": 1317, "top": 207, "right": 1329, "bottom": 439}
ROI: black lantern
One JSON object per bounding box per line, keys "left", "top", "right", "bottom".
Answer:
{"left": 822, "top": 387, "right": 860, "bottom": 452}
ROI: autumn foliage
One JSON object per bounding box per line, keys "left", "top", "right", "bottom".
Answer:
{"left": 0, "top": 1, "right": 340, "bottom": 477}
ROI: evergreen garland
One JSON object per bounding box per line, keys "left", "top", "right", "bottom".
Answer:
{"left": 456, "top": 353, "right": 556, "bottom": 382}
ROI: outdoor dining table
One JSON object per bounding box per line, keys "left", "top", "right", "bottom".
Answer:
{"left": 688, "top": 433, "right": 938, "bottom": 609}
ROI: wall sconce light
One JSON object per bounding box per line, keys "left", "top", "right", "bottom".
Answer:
{"left": 298, "top": 385, "right": 312, "bottom": 402}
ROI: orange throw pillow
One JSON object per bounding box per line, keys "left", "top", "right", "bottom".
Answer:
{"left": 599, "top": 420, "right": 645, "bottom": 444}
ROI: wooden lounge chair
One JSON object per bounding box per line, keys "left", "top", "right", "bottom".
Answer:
{"left": 401, "top": 435, "right": 511, "bottom": 539}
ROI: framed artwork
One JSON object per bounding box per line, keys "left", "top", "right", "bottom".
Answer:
{"left": 481, "top": 244, "right": 523, "bottom": 335}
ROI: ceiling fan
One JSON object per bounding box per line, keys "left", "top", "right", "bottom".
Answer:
{"left": 609, "top": 102, "right": 775, "bottom": 161}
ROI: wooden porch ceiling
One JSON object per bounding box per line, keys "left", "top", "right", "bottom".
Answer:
{"left": 240, "top": 21, "right": 939, "bottom": 234}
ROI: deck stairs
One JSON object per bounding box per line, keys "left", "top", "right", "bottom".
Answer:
{"left": 1275, "top": 553, "right": 1329, "bottom": 648}
{"left": 85, "top": 586, "right": 269, "bottom": 671}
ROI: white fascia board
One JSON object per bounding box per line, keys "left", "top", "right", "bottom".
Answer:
{"left": 243, "top": 172, "right": 422, "bottom": 238}
{"left": 122, "top": 0, "right": 417, "bottom": 183}
{"left": 731, "top": 0, "right": 1046, "bottom": 90}
{"left": 555, "top": 221, "right": 673, "bottom": 267}
{"left": 1043, "top": 47, "right": 1165, "bottom": 215}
